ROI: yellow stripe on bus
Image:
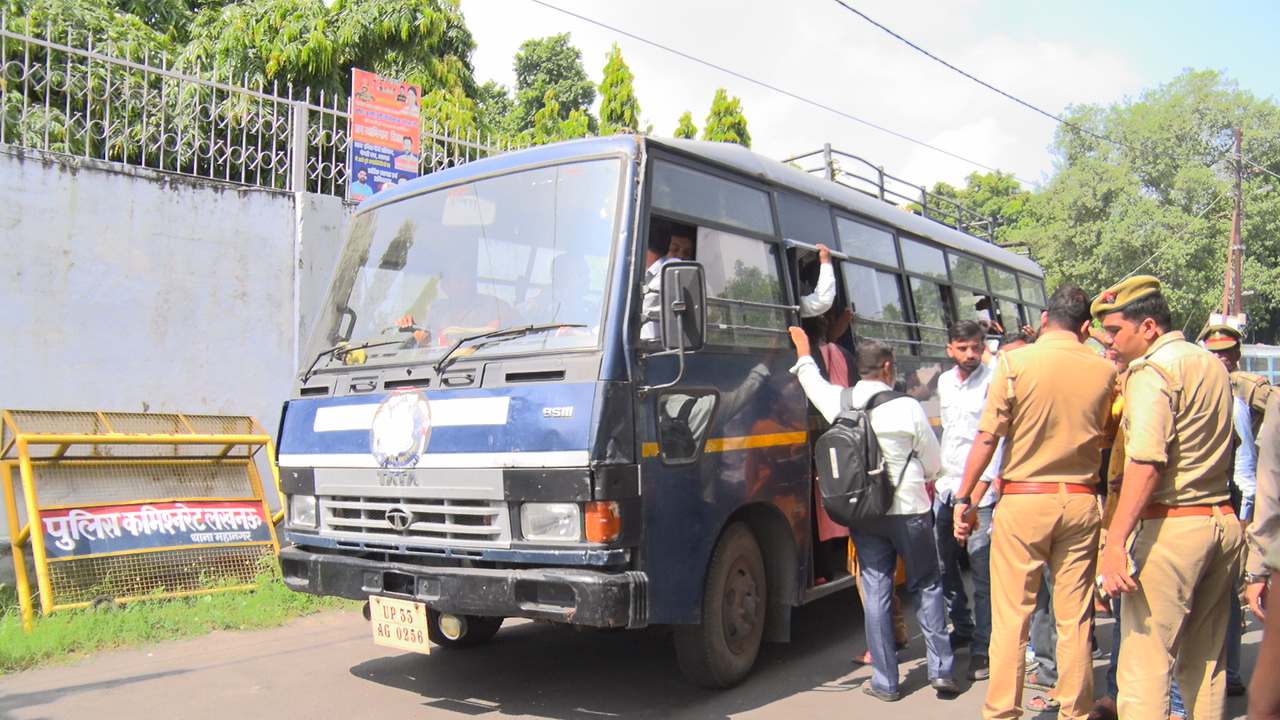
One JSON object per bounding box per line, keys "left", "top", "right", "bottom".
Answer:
{"left": 642, "top": 431, "right": 809, "bottom": 458}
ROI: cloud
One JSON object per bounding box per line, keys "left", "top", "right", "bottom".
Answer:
{"left": 458, "top": 0, "right": 1143, "bottom": 189}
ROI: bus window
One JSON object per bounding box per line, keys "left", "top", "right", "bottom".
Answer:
{"left": 836, "top": 216, "right": 897, "bottom": 268}
{"left": 777, "top": 192, "right": 836, "bottom": 248}
{"left": 900, "top": 238, "right": 948, "bottom": 281}
{"left": 989, "top": 266, "right": 1019, "bottom": 300}
{"left": 698, "top": 228, "right": 789, "bottom": 349}
{"left": 651, "top": 160, "right": 774, "bottom": 236}
{"left": 844, "top": 263, "right": 911, "bottom": 345}
{"left": 656, "top": 390, "right": 719, "bottom": 465}
{"left": 909, "top": 277, "right": 950, "bottom": 350}
{"left": 1018, "top": 274, "right": 1047, "bottom": 306}
{"left": 948, "top": 252, "right": 989, "bottom": 292}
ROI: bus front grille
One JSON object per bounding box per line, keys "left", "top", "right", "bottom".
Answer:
{"left": 320, "top": 496, "right": 511, "bottom": 548}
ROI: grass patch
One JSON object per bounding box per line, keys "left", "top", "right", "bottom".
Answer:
{"left": 0, "top": 564, "right": 357, "bottom": 676}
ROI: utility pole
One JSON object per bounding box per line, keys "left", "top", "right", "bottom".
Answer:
{"left": 1222, "top": 128, "right": 1245, "bottom": 319}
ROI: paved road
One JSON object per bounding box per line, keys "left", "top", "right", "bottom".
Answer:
{"left": 0, "top": 589, "right": 1255, "bottom": 720}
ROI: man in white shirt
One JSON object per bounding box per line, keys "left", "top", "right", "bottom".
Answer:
{"left": 936, "top": 320, "right": 1000, "bottom": 682}
{"left": 789, "top": 327, "right": 957, "bottom": 701}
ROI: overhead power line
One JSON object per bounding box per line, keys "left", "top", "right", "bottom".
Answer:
{"left": 829, "top": 0, "right": 1280, "bottom": 183}
{"left": 526, "top": 0, "right": 1036, "bottom": 185}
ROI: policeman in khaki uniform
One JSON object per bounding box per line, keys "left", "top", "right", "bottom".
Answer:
{"left": 953, "top": 285, "right": 1117, "bottom": 720}
{"left": 1199, "top": 323, "right": 1272, "bottom": 437}
{"left": 1095, "top": 276, "right": 1244, "bottom": 720}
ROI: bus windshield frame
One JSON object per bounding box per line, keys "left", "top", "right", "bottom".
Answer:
{"left": 302, "top": 157, "right": 625, "bottom": 375}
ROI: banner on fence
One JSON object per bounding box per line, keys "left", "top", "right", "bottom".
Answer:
{"left": 349, "top": 69, "right": 422, "bottom": 202}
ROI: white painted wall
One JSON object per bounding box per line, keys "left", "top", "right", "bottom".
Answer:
{"left": 0, "top": 145, "right": 354, "bottom": 553}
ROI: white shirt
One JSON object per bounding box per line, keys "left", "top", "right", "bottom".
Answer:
{"left": 799, "top": 262, "right": 836, "bottom": 318}
{"left": 791, "top": 356, "right": 941, "bottom": 516}
{"left": 1235, "top": 395, "right": 1258, "bottom": 510}
{"left": 937, "top": 362, "right": 1001, "bottom": 507}
{"left": 640, "top": 256, "right": 674, "bottom": 341}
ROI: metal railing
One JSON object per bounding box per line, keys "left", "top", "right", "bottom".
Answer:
{"left": 783, "top": 144, "right": 1015, "bottom": 251}
{"left": 0, "top": 16, "right": 518, "bottom": 197}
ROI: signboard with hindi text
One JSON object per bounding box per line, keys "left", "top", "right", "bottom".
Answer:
{"left": 41, "top": 501, "right": 273, "bottom": 559}
{"left": 1, "top": 409, "right": 281, "bottom": 627}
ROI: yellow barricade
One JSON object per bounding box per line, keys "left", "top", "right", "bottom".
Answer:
{"left": 1, "top": 410, "right": 283, "bottom": 629}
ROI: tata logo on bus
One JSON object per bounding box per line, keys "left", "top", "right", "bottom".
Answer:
{"left": 543, "top": 406, "right": 574, "bottom": 419}
{"left": 370, "top": 390, "right": 433, "bottom": 469}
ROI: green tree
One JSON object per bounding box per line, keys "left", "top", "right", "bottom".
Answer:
{"left": 674, "top": 111, "right": 697, "bottom": 140}
{"left": 599, "top": 44, "right": 640, "bottom": 134}
{"left": 701, "top": 88, "right": 750, "bottom": 147}
{"left": 1009, "top": 70, "right": 1280, "bottom": 340}
{"left": 511, "top": 33, "right": 595, "bottom": 133}
{"left": 176, "top": 0, "right": 478, "bottom": 101}
{"left": 927, "top": 171, "right": 1032, "bottom": 245}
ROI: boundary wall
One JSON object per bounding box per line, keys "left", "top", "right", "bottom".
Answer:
{"left": 0, "top": 144, "right": 353, "bottom": 563}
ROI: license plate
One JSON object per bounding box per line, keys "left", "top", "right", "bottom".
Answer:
{"left": 369, "top": 595, "right": 431, "bottom": 654}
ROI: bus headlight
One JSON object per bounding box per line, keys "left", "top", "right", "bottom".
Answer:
{"left": 290, "top": 495, "right": 318, "bottom": 529}
{"left": 520, "top": 503, "right": 581, "bottom": 542}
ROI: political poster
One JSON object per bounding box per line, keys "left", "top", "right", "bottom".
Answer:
{"left": 349, "top": 68, "right": 422, "bottom": 202}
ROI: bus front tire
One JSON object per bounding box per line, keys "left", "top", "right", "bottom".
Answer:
{"left": 426, "top": 610, "right": 504, "bottom": 648}
{"left": 674, "top": 522, "right": 767, "bottom": 688}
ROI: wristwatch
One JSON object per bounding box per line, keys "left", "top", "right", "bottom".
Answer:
{"left": 1247, "top": 573, "right": 1271, "bottom": 585}
{"left": 953, "top": 496, "right": 971, "bottom": 508}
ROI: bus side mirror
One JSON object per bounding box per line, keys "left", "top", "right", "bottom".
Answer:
{"left": 660, "top": 261, "right": 706, "bottom": 353}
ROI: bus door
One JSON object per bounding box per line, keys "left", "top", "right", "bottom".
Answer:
{"left": 636, "top": 216, "right": 808, "bottom": 623}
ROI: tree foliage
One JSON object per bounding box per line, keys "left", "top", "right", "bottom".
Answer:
{"left": 674, "top": 111, "right": 697, "bottom": 140}
{"left": 928, "top": 171, "right": 1032, "bottom": 245}
{"left": 701, "top": 88, "right": 750, "bottom": 147}
{"left": 175, "top": 0, "right": 478, "bottom": 103}
{"left": 1009, "top": 70, "right": 1280, "bottom": 340}
{"left": 599, "top": 44, "right": 640, "bottom": 134}
{"left": 511, "top": 33, "right": 595, "bottom": 134}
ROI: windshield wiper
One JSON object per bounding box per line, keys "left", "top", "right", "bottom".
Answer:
{"left": 301, "top": 340, "right": 403, "bottom": 383}
{"left": 434, "top": 323, "right": 586, "bottom": 375}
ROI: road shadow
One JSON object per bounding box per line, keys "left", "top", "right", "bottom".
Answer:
{"left": 349, "top": 588, "right": 892, "bottom": 719}
{"left": 0, "top": 670, "right": 192, "bottom": 720}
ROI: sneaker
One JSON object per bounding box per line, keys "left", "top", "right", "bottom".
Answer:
{"left": 967, "top": 654, "right": 990, "bottom": 681}
{"left": 932, "top": 678, "right": 961, "bottom": 696}
{"left": 1228, "top": 679, "right": 1247, "bottom": 697}
{"left": 862, "top": 684, "right": 901, "bottom": 702}
{"left": 950, "top": 632, "right": 973, "bottom": 651}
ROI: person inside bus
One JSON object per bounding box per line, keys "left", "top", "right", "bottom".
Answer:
{"left": 525, "top": 252, "right": 599, "bottom": 333}
{"left": 395, "top": 254, "right": 523, "bottom": 346}
{"left": 796, "top": 244, "right": 837, "bottom": 319}
{"left": 640, "top": 222, "right": 672, "bottom": 342}
{"left": 666, "top": 226, "right": 695, "bottom": 261}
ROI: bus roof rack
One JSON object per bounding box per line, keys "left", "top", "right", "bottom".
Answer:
{"left": 781, "top": 144, "right": 1030, "bottom": 258}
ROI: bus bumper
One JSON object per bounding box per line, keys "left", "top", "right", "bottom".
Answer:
{"left": 279, "top": 546, "right": 649, "bottom": 629}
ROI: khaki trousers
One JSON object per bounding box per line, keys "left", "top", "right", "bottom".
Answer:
{"left": 1117, "top": 511, "right": 1244, "bottom": 720}
{"left": 985, "top": 493, "right": 1100, "bottom": 720}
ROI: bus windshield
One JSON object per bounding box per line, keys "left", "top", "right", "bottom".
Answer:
{"left": 304, "top": 158, "right": 622, "bottom": 374}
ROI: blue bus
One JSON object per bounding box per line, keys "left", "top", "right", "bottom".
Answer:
{"left": 276, "top": 135, "right": 1046, "bottom": 687}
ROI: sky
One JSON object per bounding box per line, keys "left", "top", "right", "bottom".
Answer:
{"left": 457, "top": 0, "right": 1279, "bottom": 191}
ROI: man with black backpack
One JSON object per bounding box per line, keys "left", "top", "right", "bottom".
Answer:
{"left": 789, "top": 327, "right": 958, "bottom": 702}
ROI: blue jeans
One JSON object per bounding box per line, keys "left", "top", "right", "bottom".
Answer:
{"left": 853, "top": 511, "right": 955, "bottom": 694}
{"left": 1031, "top": 566, "right": 1058, "bottom": 685}
{"left": 932, "top": 493, "right": 993, "bottom": 656}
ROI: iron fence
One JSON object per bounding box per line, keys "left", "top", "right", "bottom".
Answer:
{"left": 0, "top": 16, "right": 517, "bottom": 197}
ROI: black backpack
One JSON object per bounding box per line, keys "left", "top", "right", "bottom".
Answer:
{"left": 815, "top": 389, "right": 915, "bottom": 528}
{"left": 659, "top": 396, "right": 700, "bottom": 460}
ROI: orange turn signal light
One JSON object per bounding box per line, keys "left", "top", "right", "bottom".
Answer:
{"left": 585, "top": 501, "right": 621, "bottom": 543}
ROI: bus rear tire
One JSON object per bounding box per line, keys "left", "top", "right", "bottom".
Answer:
{"left": 674, "top": 522, "right": 766, "bottom": 688}
{"left": 426, "top": 610, "right": 504, "bottom": 648}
